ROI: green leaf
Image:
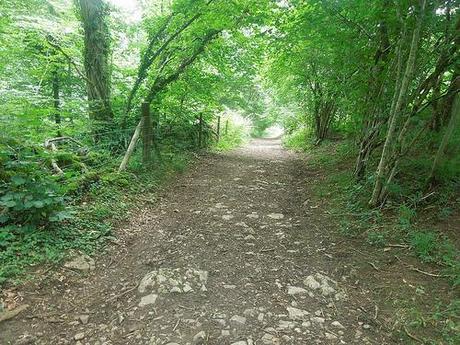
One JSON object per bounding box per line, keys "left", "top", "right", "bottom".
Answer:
{"left": 33, "top": 200, "right": 45, "bottom": 208}
{"left": 0, "top": 200, "right": 16, "bottom": 208}
{"left": 11, "top": 175, "right": 26, "bottom": 186}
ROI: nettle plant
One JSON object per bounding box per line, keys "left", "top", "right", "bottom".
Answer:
{"left": 0, "top": 150, "right": 71, "bottom": 247}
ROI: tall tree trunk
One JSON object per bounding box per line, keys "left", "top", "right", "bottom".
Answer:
{"left": 52, "top": 68, "right": 62, "bottom": 137}
{"left": 369, "top": 0, "right": 426, "bottom": 207}
{"left": 77, "top": 0, "right": 114, "bottom": 140}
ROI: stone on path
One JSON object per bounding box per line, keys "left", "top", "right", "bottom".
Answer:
{"left": 287, "top": 286, "right": 308, "bottom": 295}
{"left": 267, "top": 213, "right": 284, "bottom": 220}
{"left": 287, "top": 306, "right": 309, "bottom": 320}
{"left": 74, "top": 333, "right": 85, "bottom": 341}
{"left": 260, "top": 333, "right": 281, "bottom": 345}
{"left": 64, "top": 255, "right": 95, "bottom": 272}
{"left": 139, "top": 293, "right": 158, "bottom": 307}
{"left": 230, "top": 315, "right": 247, "bottom": 325}
{"left": 193, "top": 331, "right": 206, "bottom": 344}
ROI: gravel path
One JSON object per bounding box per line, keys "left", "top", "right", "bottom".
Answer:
{"left": 0, "top": 138, "right": 395, "bottom": 345}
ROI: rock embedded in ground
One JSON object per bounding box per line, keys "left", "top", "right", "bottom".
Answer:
{"left": 193, "top": 331, "right": 206, "bottom": 344}
{"left": 230, "top": 315, "right": 247, "bottom": 325}
{"left": 287, "top": 286, "right": 308, "bottom": 295}
{"left": 64, "top": 255, "right": 95, "bottom": 272}
{"left": 138, "top": 293, "right": 158, "bottom": 307}
{"left": 74, "top": 332, "right": 85, "bottom": 341}
{"left": 331, "top": 321, "right": 345, "bottom": 329}
{"left": 287, "top": 306, "right": 309, "bottom": 320}
{"left": 78, "top": 314, "right": 89, "bottom": 325}
{"left": 267, "top": 213, "right": 284, "bottom": 220}
{"left": 260, "top": 333, "right": 281, "bottom": 345}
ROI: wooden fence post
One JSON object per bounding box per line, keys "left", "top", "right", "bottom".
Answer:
{"left": 198, "top": 113, "right": 203, "bottom": 148}
{"left": 118, "top": 118, "right": 143, "bottom": 173}
{"left": 217, "top": 116, "right": 221, "bottom": 141}
{"left": 142, "top": 102, "right": 152, "bottom": 163}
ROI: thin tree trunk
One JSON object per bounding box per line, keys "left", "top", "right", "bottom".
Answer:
{"left": 369, "top": 0, "right": 426, "bottom": 207}
{"left": 52, "top": 69, "right": 61, "bottom": 125}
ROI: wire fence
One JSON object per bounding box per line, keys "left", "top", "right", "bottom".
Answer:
{"left": 1, "top": 112, "right": 223, "bottom": 175}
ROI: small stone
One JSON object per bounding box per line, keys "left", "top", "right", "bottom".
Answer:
{"left": 139, "top": 293, "right": 158, "bottom": 307}
{"left": 363, "top": 324, "right": 371, "bottom": 329}
{"left": 260, "top": 333, "right": 280, "bottom": 345}
{"left": 277, "top": 320, "right": 296, "bottom": 330}
{"left": 267, "top": 213, "right": 284, "bottom": 220}
{"left": 230, "top": 315, "right": 247, "bottom": 325}
{"left": 79, "top": 314, "right": 89, "bottom": 325}
{"left": 287, "top": 286, "right": 308, "bottom": 295}
{"left": 221, "top": 330, "right": 231, "bottom": 337}
{"left": 74, "top": 333, "right": 85, "bottom": 341}
{"left": 170, "top": 286, "right": 181, "bottom": 293}
{"left": 301, "top": 321, "right": 311, "bottom": 328}
{"left": 183, "top": 283, "right": 193, "bottom": 293}
{"left": 287, "top": 307, "right": 309, "bottom": 320}
{"left": 331, "top": 321, "right": 345, "bottom": 329}
{"left": 303, "top": 275, "right": 320, "bottom": 290}
{"left": 222, "top": 215, "right": 234, "bottom": 221}
{"left": 335, "top": 291, "right": 347, "bottom": 301}
{"left": 193, "top": 331, "right": 206, "bottom": 344}
{"left": 64, "top": 255, "right": 95, "bottom": 272}
{"left": 224, "top": 284, "right": 237, "bottom": 289}
{"left": 311, "top": 316, "right": 325, "bottom": 324}
{"left": 231, "top": 341, "right": 247, "bottom": 345}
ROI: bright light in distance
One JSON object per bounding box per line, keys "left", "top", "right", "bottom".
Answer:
{"left": 107, "top": 0, "right": 142, "bottom": 23}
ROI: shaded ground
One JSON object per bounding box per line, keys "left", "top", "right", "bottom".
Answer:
{"left": 1, "top": 138, "right": 434, "bottom": 344}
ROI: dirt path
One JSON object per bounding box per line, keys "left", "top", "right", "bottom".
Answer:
{"left": 1, "top": 138, "right": 395, "bottom": 345}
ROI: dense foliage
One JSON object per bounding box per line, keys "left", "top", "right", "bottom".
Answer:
{"left": 0, "top": 0, "right": 273, "bottom": 282}
{"left": 270, "top": 0, "right": 459, "bottom": 207}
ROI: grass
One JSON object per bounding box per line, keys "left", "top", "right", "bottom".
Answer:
{"left": 284, "top": 131, "right": 460, "bottom": 344}
{"left": 0, "top": 149, "right": 190, "bottom": 286}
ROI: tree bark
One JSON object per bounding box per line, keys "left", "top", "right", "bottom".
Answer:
{"left": 77, "top": 0, "right": 114, "bottom": 139}
{"left": 52, "top": 69, "right": 61, "bottom": 125}
{"left": 369, "top": 0, "right": 426, "bottom": 207}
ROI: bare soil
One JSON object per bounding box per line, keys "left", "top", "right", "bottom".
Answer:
{"left": 0, "top": 138, "right": 454, "bottom": 344}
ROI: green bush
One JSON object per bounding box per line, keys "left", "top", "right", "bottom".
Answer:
{"left": 283, "top": 126, "right": 312, "bottom": 151}
{"left": 214, "top": 120, "right": 247, "bottom": 151}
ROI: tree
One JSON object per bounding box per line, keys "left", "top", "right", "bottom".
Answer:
{"left": 76, "top": 0, "right": 114, "bottom": 139}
